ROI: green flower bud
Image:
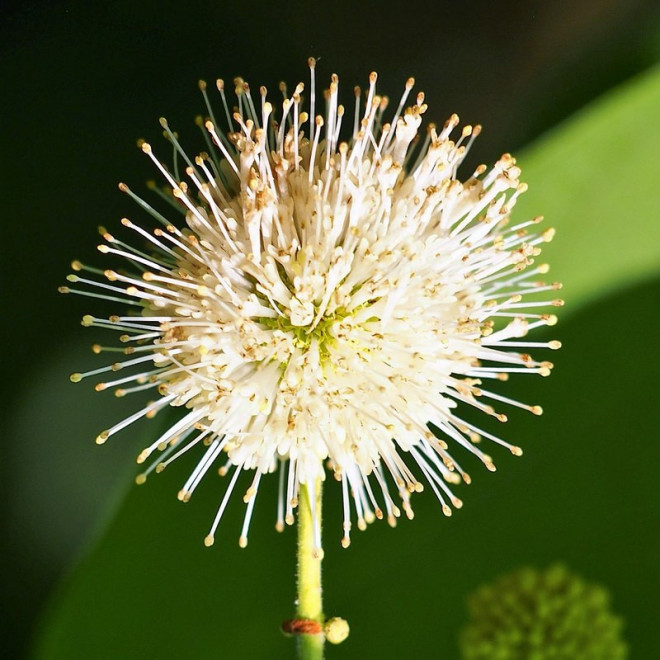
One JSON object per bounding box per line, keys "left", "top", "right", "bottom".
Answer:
{"left": 460, "top": 564, "right": 627, "bottom": 659}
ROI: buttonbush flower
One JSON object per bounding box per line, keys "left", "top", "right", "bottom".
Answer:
{"left": 63, "top": 60, "right": 561, "bottom": 550}
{"left": 460, "top": 564, "right": 628, "bottom": 659}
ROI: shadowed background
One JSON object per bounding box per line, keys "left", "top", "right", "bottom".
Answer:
{"left": 2, "top": 0, "right": 660, "bottom": 657}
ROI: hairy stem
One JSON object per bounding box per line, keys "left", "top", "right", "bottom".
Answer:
{"left": 296, "top": 479, "right": 324, "bottom": 660}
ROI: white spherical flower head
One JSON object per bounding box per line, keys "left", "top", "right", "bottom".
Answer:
{"left": 64, "top": 60, "right": 561, "bottom": 549}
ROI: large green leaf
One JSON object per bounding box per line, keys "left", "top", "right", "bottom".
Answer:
{"left": 33, "top": 66, "right": 660, "bottom": 659}
{"left": 33, "top": 279, "right": 660, "bottom": 659}
{"left": 515, "top": 64, "right": 660, "bottom": 311}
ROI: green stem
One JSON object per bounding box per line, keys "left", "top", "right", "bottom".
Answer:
{"left": 296, "top": 479, "right": 324, "bottom": 660}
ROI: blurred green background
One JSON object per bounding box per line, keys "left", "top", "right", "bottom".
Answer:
{"left": 2, "top": 1, "right": 660, "bottom": 657}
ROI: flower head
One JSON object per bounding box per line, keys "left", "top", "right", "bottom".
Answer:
{"left": 460, "top": 564, "right": 628, "bottom": 659}
{"left": 63, "top": 60, "right": 561, "bottom": 548}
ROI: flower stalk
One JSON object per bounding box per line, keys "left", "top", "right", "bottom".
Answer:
{"left": 296, "top": 480, "right": 324, "bottom": 660}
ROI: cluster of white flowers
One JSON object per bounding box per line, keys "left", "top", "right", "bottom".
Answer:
{"left": 64, "top": 59, "right": 561, "bottom": 550}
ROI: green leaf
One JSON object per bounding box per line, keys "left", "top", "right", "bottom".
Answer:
{"left": 515, "top": 64, "right": 660, "bottom": 312}
{"left": 33, "top": 278, "right": 660, "bottom": 659}
{"left": 33, "top": 67, "right": 660, "bottom": 659}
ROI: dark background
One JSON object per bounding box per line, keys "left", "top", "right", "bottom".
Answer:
{"left": 2, "top": 0, "right": 660, "bottom": 657}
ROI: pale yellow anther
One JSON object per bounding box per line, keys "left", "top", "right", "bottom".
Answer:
{"left": 95, "top": 430, "right": 109, "bottom": 445}
{"left": 136, "top": 450, "right": 150, "bottom": 464}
